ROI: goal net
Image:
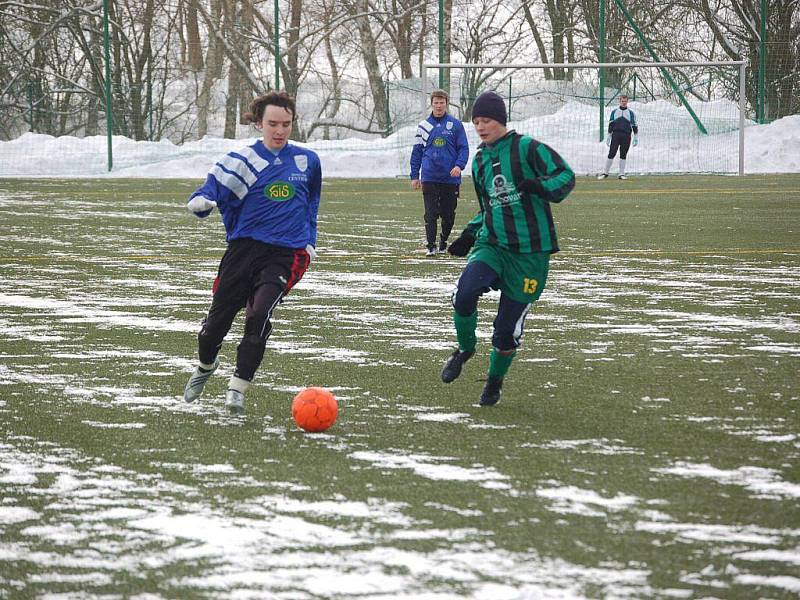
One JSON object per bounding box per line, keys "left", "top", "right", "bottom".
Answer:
{"left": 420, "top": 61, "right": 747, "bottom": 176}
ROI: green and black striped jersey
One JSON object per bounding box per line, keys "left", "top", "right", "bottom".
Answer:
{"left": 466, "top": 130, "right": 575, "bottom": 253}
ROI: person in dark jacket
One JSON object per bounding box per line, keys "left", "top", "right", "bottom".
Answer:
{"left": 410, "top": 89, "right": 470, "bottom": 256}
{"left": 598, "top": 94, "right": 638, "bottom": 180}
{"left": 183, "top": 91, "right": 321, "bottom": 415}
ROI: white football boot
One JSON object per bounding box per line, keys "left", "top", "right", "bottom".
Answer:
{"left": 225, "top": 377, "right": 250, "bottom": 415}
{"left": 184, "top": 358, "right": 219, "bottom": 402}
{"left": 225, "top": 389, "right": 245, "bottom": 415}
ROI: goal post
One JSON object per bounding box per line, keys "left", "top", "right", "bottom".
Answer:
{"left": 422, "top": 61, "right": 748, "bottom": 176}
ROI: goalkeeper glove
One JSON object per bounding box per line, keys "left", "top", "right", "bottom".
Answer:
{"left": 518, "top": 178, "right": 542, "bottom": 196}
{"left": 187, "top": 196, "right": 217, "bottom": 217}
{"left": 305, "top": 244, "right": 317, "bottom": 263}
{"left": 632, "top": 135, "right": 639, "bottom": 147}
{"left": 447, "top": 232, "right": 476, "bottom": 257}
{"left": 605, "top": 135, "right": 611, "bottom": 146}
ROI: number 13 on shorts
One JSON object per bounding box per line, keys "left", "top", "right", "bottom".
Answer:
{"left": 523, "top": 277, "right": 538, "bottom": 295}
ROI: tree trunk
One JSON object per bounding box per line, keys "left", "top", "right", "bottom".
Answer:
{"left": 239, "top": 0, "right": 253, "bottom": 124}
{"left": 566, "top": 0, "right": 575, "bottom": 80}
{"left": 223, "top": 0, "right": 239, "bottom": 138}
{"left": 285, "top": 0, "right": 302, "bottom": 99}
{"left": 765, "top": 0, "right": 798, "bottom": 119}
{"left": 546, "top": 0, "right": 566, "bottom": 79}
{"left": 418, "top": 1, "right": 427, "bottom": 79}
{"left": 322, "top": 32, "right": 341, "bottom": 140}
{"left": 355, "top": 0, "right": 390, "bottom": 134}
{"left": 185, "top": 0, "right": 204, "bottom": 71}
{"left": 110, "top": 0, "right": 125, "bottom": 136}
{"left": 393, "top": 0, "right": 414, "bottom": 79}
{"left": 523, "top": 2, "right": 553, "bottom": 79}
{"left": 132, "top": 0, "right": 154, "bottom": 140}
{"left": 197, "top": 0, "right": 224, "bottom": 138}
{"left": 85, "top": 15, "right": 103, "bottom": 136}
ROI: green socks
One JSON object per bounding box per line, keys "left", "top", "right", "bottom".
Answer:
{"left": 453, "top": 311, "right": 477, "bottom": 353}
{"left": 454, "top": 311, "right": 516, "bottom": 378}
{"left": 488, "top": 349, "right": 516, "bottom": 379}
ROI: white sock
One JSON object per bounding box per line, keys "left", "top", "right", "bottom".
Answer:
{"left": 604, "top": 158, "right": 613, "bottom": 174}
{"left": 199, "top": 360, "right": 216, "bottom": 371}
{"left": 619, "top": 159, "right": 626, "bottom": 175}
{"left": 228, "top": 376, "right": 251, "bottom": 394}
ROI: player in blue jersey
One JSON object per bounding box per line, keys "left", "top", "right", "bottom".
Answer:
{"left": 410, "top": 89, "right": 470, "bottom": 256}
{"left": 598, "top": 94, "right": 638, "bottom": 180}
{"left": 183, "top": 91, "right": 322, "bottom": 415}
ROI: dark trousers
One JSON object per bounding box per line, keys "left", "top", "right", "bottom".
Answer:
{"left": 608, "top": 131, "right": 632, "bottom": 160}
{"left": 452, "top": 260, "right": 531, "bottom": 352}
{"left": 197, "top": 238, "right": 309, "bottom": 382}
{"left": 422, "top": 182, "right": 459, "bottom": 249}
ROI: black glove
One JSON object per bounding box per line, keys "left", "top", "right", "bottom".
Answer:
{"left": 447, "top": 232, "right": 475, "bottom": 257}
{"left": 518, "top": 178, "right": 543, "bottom": 195}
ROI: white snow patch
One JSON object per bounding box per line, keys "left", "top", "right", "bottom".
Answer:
{"left": 0, "top": 506, "right": 39, "bottom": 524}
{"left": 536, "top": 484, "right": 639, "bottom": 517}
{"left": 349, "top": 450, "right": 511, "bottom": 489}
{"left": 654, "top": 461, "right": 800, "bottom": 499}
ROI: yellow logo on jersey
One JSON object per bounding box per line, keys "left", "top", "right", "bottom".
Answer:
{"left": 265, "top": 181, "right": 295, "bottom": 201}
{"left": 433, "top": 137, "right": 446, "bottom": 147}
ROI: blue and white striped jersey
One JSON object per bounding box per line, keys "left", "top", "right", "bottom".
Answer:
{"left": 608, "top": 108, "right": 638, "bottom": 135}
{"left": 409, "top": 113, "right": 469, "bottom": 184}
{"left": 189, "top": 140, "right": 321, "bottom": 249}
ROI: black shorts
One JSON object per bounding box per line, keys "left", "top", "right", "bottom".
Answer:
{"left": 212, "top": 238, "right": 309, "bottom": 303}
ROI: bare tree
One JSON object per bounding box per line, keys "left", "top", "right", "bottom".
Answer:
{"left": 368, "top": 0, "right": 426, "bottom": 79}
{"left": 185, "top": 0, "right": 205, "bottom": 70}
{"left": 196, "top": 0, "right": 224, "bottom": 138}
{"left": 691, "top": 0, "right": 799, "bottom": 118}
{"left": 0, "top": 0, "right": 796, "bottom": 143}
{"left": 521, "top": 0, "right": 578, "bottom": 80}
{"left": 451, "top": 0, "right": 527, "bottom": 119}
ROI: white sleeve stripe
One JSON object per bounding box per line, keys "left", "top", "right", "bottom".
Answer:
{"left": 218, "top": 153, "right": 258, "bottom": 187}
{"left": 210, "top": 164, "right": 248, "bottom": 199}
{"left": 238, "top": 146, "right": 269, "bottom": 173}
{"left": 418, "top": 120, "right": 433, "bottom": 132}
{"left": 416, "top": 127, "right": 430, "bottom": 143}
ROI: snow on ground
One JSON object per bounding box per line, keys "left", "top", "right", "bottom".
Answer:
{"left": 1, "top": 100, "right": 798, "bottom": 177}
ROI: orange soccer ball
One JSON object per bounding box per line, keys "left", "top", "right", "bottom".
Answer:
{"left": 291, "top": 387, "right": 338, "bottom": 432}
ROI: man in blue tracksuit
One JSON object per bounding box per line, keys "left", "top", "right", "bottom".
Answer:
{"left": 183, "top": 91, "right": 321, "bottom": 415}
{"left": 410, "top": 89, "right": 470, "bottom": 255}
{"left": 598, "top": 94, "right": 638, "bottom": 180}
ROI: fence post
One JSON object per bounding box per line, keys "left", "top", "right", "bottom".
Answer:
{"left": 739, "top": 62, "right": 746, "bottom": 176}
{"left": 27, "top": 82, "right": 34, "bottom": 132}
{"left": 599, "top": 0, "right": 606, "bottom": 141}
{"left": 103, "top": 0, "right": 113, "bottom": 171}
{"left": 758, "top": 0, "right": 766, "bottom": 122}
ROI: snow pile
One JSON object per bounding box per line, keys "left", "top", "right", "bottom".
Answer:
{"left": 1, "top": 100, "right": 798, "bottom": 177}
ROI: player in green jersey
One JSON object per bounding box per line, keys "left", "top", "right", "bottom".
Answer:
{"left": 442, "top": 91, "right": 575, "bottom": 406}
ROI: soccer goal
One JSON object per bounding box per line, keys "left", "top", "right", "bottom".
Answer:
{"left": 422, "top": 61, "right": 748, "bottom": 176}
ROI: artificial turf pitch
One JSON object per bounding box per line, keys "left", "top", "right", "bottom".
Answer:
{"left": 0, "top": 175, "right": 798, "bottom": 598}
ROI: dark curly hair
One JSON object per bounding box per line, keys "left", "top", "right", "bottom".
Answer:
{"left": 243, "top": 91, "right": 296, "bottom": 123}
